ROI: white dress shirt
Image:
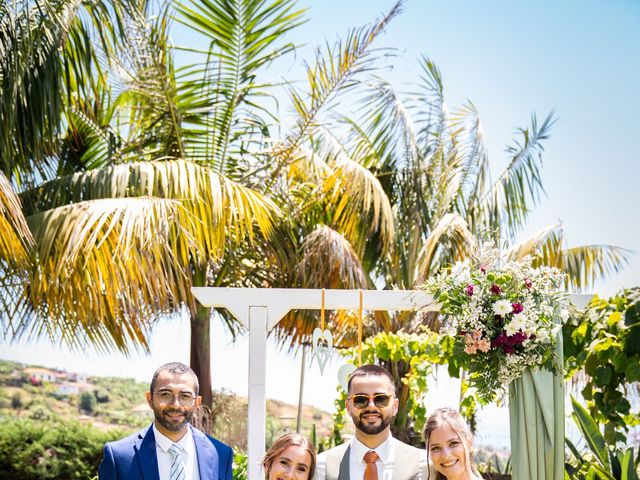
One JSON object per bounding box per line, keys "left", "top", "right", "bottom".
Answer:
{"left": 350, "top": 434, "right": 394, "bottom": 480}
{"left": 153, "top": 424, "right": 200, "bottom": 480}
{"left": 315, "top": 434, "right": 429, "bottom": 480}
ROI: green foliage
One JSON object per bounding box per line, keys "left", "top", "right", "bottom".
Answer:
{"left": 29, "top": 404, "right": 55, "bottom": 421}
{"left": 565, "top": 396, "right": 639, "bottom": 480}
{"left": 341, "top": 329, "right": 454, "bottom": 443}
{"left": 11, "top": 391, "right": 22, "bottom": 409}
{"left": 232, "top": 449, "right": 248, "bottom": 480}
{"left": 564, "top": 287, "right": 640, "bottom": 442}
{"left": 79, "top": 391, "right": 96, "bottom": 414}
{"left": 0, "top": 417, "right": 126, "bottom": 479}
{"left": 94, "top": 390, "right": 109, "bottom": 403}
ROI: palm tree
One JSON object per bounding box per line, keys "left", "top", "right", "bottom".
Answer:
{"left": 0, "top": 0, "right": 305, "bottom": 406}
{"left": 259, "top": 55, "right": 630, "bottom": 440}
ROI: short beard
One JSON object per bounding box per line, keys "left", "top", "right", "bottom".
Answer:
{"left": 354, "top": 410, "right": 392, "bottom": 435}
{"left": 154, "top": 406, "right": 193, "bottom": 432}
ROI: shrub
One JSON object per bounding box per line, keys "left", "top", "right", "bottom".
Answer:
{"left": 79, "top": 391, "right": 96, "bottom": 414}
{"left": 0, "top": 418, "right": 128, "bottom": 479}
{"left": 11, "top": 392, "right": 22, "bottom": 409}
{"left": 233, "top": 450, "right": 248, "bottom": 480}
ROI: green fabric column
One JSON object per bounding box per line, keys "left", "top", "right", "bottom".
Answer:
{"left": 508, "top": 325, "right": 564, "bottom": 480}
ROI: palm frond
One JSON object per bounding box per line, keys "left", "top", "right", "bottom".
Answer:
{"left": 561, "top": 244, "right": 631, "bottom": 291}
{"left": 448, "top": 101, "right": 490, "bottom": 222}
{"left": 0, "top": 171, "right": 33, "bottom": 269}
{"left": 508, "top": 223, "right": 632, "bottom": 291}
{"left": 0, "top": 0, "right": 84, "bottom": 181}
{"left": 417, "top": 212, "right": 475, "bottom": 281}
{"left": 296, "top": 224, "right": 369, "bottom": 289}
{"left": 352, "top": 76, "right": 420, "bottom": 171}
{"left": 21, "top": 158, "right": 279, "bottom": 260}
{"left": 312, "top": 131, "right": 395, "bottom": 256}
{"left": 272, "top": 1, "right": 403, "bottom": 174}
{"left": 271, "top": 224, "right": 374, "bottom": 349}
{"left": 507, "top": 222, "right": 563, "bottom": 262}
{"left": 414, "top": 55, "right": 447, "bottom": 155}
{"left": 176, "top": 0, "right": 305, "bottom": 170}
{"left": 14, "top": 197, "right": 187, "bottom": 351}
{"left": 472, "top": 112, "right": 555, "bottom": 238}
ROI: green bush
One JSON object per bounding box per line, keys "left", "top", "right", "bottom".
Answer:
{"left": 11, "top": 392, "right": 23, "bottom": 409}
{"left": 0, "top": 418, "right": 128, "bottom": 479}
{"left": 564, "top": 287, "right": 640, "bottom": 442}
{"left": 233, "top": 450, "right": 248, "bottom": 480}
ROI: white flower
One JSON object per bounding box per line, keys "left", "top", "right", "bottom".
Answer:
{"left": 450, "top": 260, "right": 471, "bottom": 283}
{"left": 559, "top": 309, "right": 570, "bottom": 322}
{"left": 505, "top": 313, "right": 527, "bottom": 335}
{"left": 493, "top": 299, "right": 512, "bottom": 316}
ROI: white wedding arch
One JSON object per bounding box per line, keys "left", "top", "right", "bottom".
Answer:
{"left": 192, "top": 287, "right": 592, "bottom": 480}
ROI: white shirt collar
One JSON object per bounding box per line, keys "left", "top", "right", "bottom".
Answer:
{"left": 152, "top": 423, "right": 194, "bottom": 454}
{"left": 351, "top": 433, "right": 394, "bottom": 465}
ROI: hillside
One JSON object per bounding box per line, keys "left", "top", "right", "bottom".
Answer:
{"left": 0, "top": 358, "right": 333, "bottom": 449}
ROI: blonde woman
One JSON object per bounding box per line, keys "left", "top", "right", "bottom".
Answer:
{"left": 263, "top": 433, "right": 316, "bottom": 480}
{"left": 424, "top": 408, "right": 483, "bottom": 480}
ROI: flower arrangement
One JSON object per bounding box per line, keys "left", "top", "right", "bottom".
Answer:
{"left": 424, "top": 242, "right": 568, "bottom": 403}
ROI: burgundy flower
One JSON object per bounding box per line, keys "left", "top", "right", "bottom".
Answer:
{"left": 511, "top": 332, "right": 527, "bottom": 345}
{"left": 465, "top": 284, "right": 475, "bottom": 296}
{"left": 490, "top": 284, "right": 502, "bottom": 295}
{"left": 511, "top": 302, "right": 524, "bottom": 314}
{"left": 524, "top": 278, "right": 533, "bottom": 289}
{"left": 491, "top": 331, "right": 527, "bottom": 355}
{"left": 480, "top": 266, "right": 487, "bottom": 273}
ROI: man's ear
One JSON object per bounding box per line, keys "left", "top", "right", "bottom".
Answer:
{"left": 392, "top": 397, "right": 399, "bottom": 416}
{"left": 195, "top": 395, "right": 202, "bottom": 407}
{"left": 146, "top": 391, "right": 153, "bottom": 408}
{"left": 345, "top": 397, "right": 352, "bottom": 417}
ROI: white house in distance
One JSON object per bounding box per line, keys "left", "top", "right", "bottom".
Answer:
{"left": 24, "top": 367, "right": 59, "bottom": 383}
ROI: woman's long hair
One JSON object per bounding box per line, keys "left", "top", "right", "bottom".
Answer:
{"left": 262, "top": 432, "right": 317, "bottom": 479}
{"left": 423, "top": 408, "right": 481, "bottom": 480}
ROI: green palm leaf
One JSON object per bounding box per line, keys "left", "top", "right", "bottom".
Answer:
{"left": 0, "top": 0, "right": 84, "bottom": 180}
{"left": 273, "top": 1, "right": 403, "bottom": 174}
{"left": 571, "top": 395, "right": 612, "bottom": 473}
{"left": 473, "top": 112, "right": 555, "bottom": 238}
{"left": 176, "top": 0, "right": 305, "bottom": 170}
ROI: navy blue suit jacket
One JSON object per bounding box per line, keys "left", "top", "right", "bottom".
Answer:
{"left": 98, "top": 425, "right": 233, "bottom": 480}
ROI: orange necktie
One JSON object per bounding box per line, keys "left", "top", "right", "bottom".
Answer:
{"left": 363, "top": 450, "right": 379, "bottom": 480}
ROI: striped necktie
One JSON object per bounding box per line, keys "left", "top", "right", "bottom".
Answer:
{"left": 168, "top": 443, "right": 186, "bottom": 480}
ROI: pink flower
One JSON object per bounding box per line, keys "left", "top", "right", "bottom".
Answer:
{"left": 490, "top": 284, "right": 502, "bottom": 295}
{"left": 477, "top": 339, "right": 491, "bottom": 352}
{"left": 524, "top": 278, "right": 533, "bottom": 289}
{"left": 464, "top": 330, "right": 488, "bottom": 355}
{"left": 465, "top": 284, "right": 475, "bottom": 296}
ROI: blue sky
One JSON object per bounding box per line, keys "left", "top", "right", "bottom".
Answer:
{"left": 2, "top": 1, "right": 638, "bottom": 435}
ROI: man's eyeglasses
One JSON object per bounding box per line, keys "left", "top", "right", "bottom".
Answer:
{"left": 154, "top": 391, "right": 197, "bottom": 406}
{"left": 348, "top": 393, "right": 393, "bottom": 409}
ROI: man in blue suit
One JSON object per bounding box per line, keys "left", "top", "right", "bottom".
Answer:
{"left": 99, "top": 362, "right": 233, "bottom": 480}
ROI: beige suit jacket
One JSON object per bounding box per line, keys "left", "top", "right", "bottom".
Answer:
{"left": 316, "top": 437, "right": 433, "bottom": 480}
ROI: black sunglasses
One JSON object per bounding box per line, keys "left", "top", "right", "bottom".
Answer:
{"left": 348, "top": 393, "right": 393, "bottom": 409}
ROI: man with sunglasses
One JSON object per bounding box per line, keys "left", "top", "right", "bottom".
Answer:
{"left": 98, "top": 362, "right": 233, "bottom": 480}
{"left": 314, "top": 364, "right": 431, "bottom": 480}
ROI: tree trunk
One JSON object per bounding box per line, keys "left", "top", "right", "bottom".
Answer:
{"left": 190, "top": 302, "right": 213, "bottom": 407}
